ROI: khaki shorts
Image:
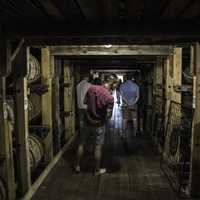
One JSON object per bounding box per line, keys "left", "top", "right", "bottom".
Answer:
{"left": 79, "top": 124, "right": 106, "bottom": 145}
{"left": 122, "top": 105, "right": 137, "bottom": 120}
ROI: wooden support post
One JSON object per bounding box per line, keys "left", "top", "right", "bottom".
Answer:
{"left": 41, "top": 47, "right": 53, "bottom": 163}
{"left": 146, "top": 70, "right": 153, "bottom": 132}
{"left": 52, "top": 56, "right": 62, "bottom": 153}
{"left": 63, "top": 63, "right": 75, "bottom": 140}
{"left": 0, "top": 35, "right": 15, "bottom": 200}
{"left": 155, "top": 56, "right": 163, "bottom": 113}
{"left": 190, "top": 42, "right": 200, "bottom": 197}
{"left": 171, "top": 48, "right": 182, "bottom": 104}
{"left": 164, "top": 56, "right": 172, "bottom": 127}
{"left": 13, "top": 46, "right": 31, "bottom": 196}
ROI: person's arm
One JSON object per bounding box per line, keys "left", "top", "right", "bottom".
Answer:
{"left": 83, "top": 91, "right": 88, "bottom": 105}
{"left": 133, "top": 85, "right": 140, "bottom": 105}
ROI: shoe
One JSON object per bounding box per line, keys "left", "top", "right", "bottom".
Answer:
{"left": 94, "top": 168, "right": 107, "bottom": 176}
{"left": 74, "top": 166, "right": 80, "bottom": 173}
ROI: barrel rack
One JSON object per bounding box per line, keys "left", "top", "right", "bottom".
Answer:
{"left": 0, "top": 36, "right": 76, "bottom": 200}
{"left": 147, "top": 45, "right": 200, "bottom": 198}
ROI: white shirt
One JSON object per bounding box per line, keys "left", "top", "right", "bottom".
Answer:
{"left": 76, "top": 80, "right": 91, "bottom": 109}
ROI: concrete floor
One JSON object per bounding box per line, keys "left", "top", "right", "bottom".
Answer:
{"left": 32, "top": 102, "right": 186, "bottom": 200}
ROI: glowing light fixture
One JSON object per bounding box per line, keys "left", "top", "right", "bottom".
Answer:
{"left": 104, "top": 44, "right": 112, "bottom": 48}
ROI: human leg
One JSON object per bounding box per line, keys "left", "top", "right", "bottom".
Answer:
{"left": 75, "top": 109, "right": 88, "bottom": 172}
{"left": 131, "top": 106, "right": 138, "bottom": 137}
{"left": 93, "top": 126, "right": 106, "bottom": 175}
{"left": 75, "top": 144, "right": 84, "bottom": 172}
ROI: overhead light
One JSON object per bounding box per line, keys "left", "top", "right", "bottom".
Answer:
{"left": 104, "top": 44, "right": 112, "bottom": 48}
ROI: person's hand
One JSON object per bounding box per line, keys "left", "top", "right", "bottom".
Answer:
{"left": 107, "top": 108, "right": 112, "bottom": 118}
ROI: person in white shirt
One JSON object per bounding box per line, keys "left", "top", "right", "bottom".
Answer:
{"left": 75, "top": 75, "right": 91, "bottom": 173}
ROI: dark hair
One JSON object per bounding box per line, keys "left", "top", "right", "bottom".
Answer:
{"left": 93, "top": 77, "right": 102, "bottom": 85}
{"left": 104, "top": 74, "right": 118, "bottom": 84}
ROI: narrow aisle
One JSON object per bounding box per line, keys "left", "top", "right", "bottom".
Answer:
{"left": 32, "top": 99, "right": 179, "bottom": 200}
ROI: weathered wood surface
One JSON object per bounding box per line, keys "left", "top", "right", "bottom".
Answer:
{"left": 63, "top": 63, "right": 75, "bottom": 140}
{"left": 0, "top": 32, "right": 15, "bottom": 200}
{"left": 41, "top": 47, "right": 53, "bottom": 163}
{"left": 50, "top": 45, "right": 172, "bottom": 56}
{"left": 14, "top": 77, "right": 31, "bottom": 195}
{"left": 190, "top": 42, "right": 200, "bottom": 197}
{"left": 171, "top": 48, "right": 182, "bottom": 104}
{"left": 13, "top": 47, "right": 31, "bottom": 196}
{"left": 0, "top": 77, "right": 15, "bottom": 200}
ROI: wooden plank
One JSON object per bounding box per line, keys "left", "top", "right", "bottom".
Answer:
{"left": 155, "top": 56, "right": 163, "bottom": 113}
{"left": 21, "top": 134, "right": 76, "bottom": 200}
{"left": 0, "top": 76, "right": 15, "bottom": 200}
{"left": 171, "top": 48, "right": 182, "bottom": 104}
{"left": 37, "top": 0, "right": 65, "bottom": 21}
{"left": 14, "top": 77, "right": 31, "bottom": 196}
{"left": 161, "top": 0, "right": 192, "bottom": 19}
{"left": 41, "top": 47, "right": 53, "bottom": 163}
{"left": 190, "top": 45, "right": 194, "bottom": 75}
{"left": 11, "top": 38, "right": 25, "bottom": 62}
{"left": 0, "top": 34, "right": 12, "bottom": 76}
{"left": 63, "top": 63, "right": 75, "bottom": 140}
{"left": 52, "top": 56, "right": 62, "bottom": 153}
{"left": 189, "top": 42, "right": 200, "bottom": 197}
{"left": 75, "top": 0, "right": 100, "bottom": 21}
{"left": 13, "top": 46, "right": 31, "bottom": 196}
{"left": 164, "top": 56, "right": 172, "bottom": 127}
{"left": 50, "top": 45, "right": 172, "bottom": 56}
{"left": 180, "top": 0, "right": 200, "bottom": 19}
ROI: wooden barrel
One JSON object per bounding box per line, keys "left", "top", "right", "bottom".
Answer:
{"left": 29, "top": 134, "right": 44, "bottom": 172}
{"left": 27, "top": 54, "right": 41, "bottom": 83}
{"left": 0, "top": 179, "right": 6, "bottom": 200}
{"left": 28, "top": 94, "right": 41, "bottom": 121}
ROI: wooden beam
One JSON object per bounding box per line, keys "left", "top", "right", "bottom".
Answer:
{"left": 0, "top": 34, "right": 12, "bottom": 76}
{"left": 164, "top": 56, "right": 172, "bottom": 127}
{"left": 21, "top": 134, "right": 75, "bottom": 200}
{"left": 63, "top": 63, "right": 75, "bottom": 140}
{"left": 41, "top": 47, "right": 53, "bottom": 163}
{"left": 190, "top": 45, "right": 195, "bottom": 75}
{"left": 50, "top": 45, "right": 172, "bottom": 56}
{"left": 0, "top": 36, "right": 15, "bottom": 200}
{"left": 36, "top": 0, "right": 65, "bottom": 21}
{"left": 190, "top": 42, "right": 200, "bottom": 197}
{"left": 159, "top": 0, "right": 174, "bottom": 18}
{"left": 14, "top": 76, "right": 31, "bottom": 196}
{"left": 11, "top": 38, "right": 25, "bottom": 62}
{"left": 175, "top": 0, "right": 196, "bottom": 19}
{"left": 74, "top": 0, "right": 100, "bottom": 21}
{"left": 171, "top": 47, "right": 182, "bottom": 103}
{"left": 6, "top": 21, "right": 200, "bottom": 45}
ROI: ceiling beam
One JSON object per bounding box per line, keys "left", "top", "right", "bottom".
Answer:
{"left": 74, "top": 0, "right": 104, "bottom": 21}
{"left": 50, "top": 45, "right": 172, "bottom": 56}
{"left": 175, "top": 0, "right": 196, "bottom": 19}
{"left": 5, "top": 22, "right": 200, "bottom": 45}
{"left": 73, "top": 0, "right": 87, "bottom": 20}
{"left": 159, "top": 0, "right": 174, "bottom": 17}
{"left": 34, "top": 0, "right": 66, "bottom": 21}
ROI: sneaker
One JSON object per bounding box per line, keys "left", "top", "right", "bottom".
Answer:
{"left": 74, "top": 166, "right": 81, "bottom": 173}
{"left": 94, "top": 168, "right": 107, "bottom": 176}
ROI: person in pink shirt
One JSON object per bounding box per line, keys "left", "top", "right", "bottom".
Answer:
{"left": 75, "top": 75, "right": 116, "bottom": 175}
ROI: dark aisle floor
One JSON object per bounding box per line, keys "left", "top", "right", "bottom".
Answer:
{"left": 32, "top": 100, "right": 181, "bottom": 200}
{"left": 32, "top": 136, "right": 179, "bottom": 200}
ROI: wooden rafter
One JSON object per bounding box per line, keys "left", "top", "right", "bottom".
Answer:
{"left": 175, "top": 0, "right": 196, "bottom": 19}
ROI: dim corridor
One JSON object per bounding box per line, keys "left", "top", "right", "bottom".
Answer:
{"left": 32, "top": 102, "right": 180, "bottom": 200}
